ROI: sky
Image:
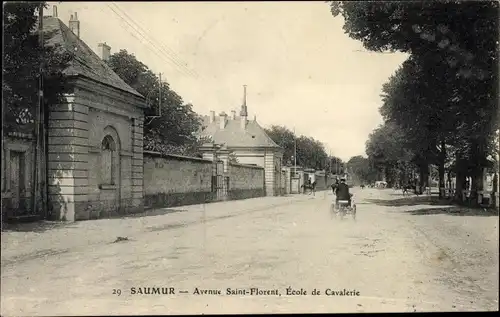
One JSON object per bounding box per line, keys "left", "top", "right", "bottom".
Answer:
{"left": 48, "top": 1, "right": 409, "bottom": 161}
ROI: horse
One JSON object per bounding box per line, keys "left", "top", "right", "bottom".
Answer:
{"left": 301, "top": 181, "right": 317, "bottom": 195}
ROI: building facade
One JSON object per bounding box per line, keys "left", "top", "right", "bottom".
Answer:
{"left": 198, "top": 87, "right": 284, "bottom": 196}
{"left": 45, "top": 14, "right": 147, "bottom": 221}
{"left": 2, "top": 12, "right": 147, "bottom": 222}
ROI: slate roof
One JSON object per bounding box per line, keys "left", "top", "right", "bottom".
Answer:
{"left": 200, "top": 115, "right": 281, "bottom": 149}
{"left": 43, "top": 17, "right": 143, "bottom": 98}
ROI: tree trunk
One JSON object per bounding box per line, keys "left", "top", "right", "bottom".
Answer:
{"left": 455, "top": 172, "right": 466, "bottom": 202}
{"left": 454, "top": 154, "right": 467, "bottom": 203}
{"left": 418, "top": 163, "right": 428, "bottom": 195}
{"left": 438, "top": 163, "right": 445, "bottom": 199}
{"left": 470, "top": 167, "right": 486, "bottom": 206}
{"left": 438, "top": 139, "right": 446, "bottom": 199}
{"left": 418, "top": 169, "right": 424, "bottom": 194}
{"left": 402, "top": 162, "right": 408, "bottom": 186}
{"left": 469, "top": 141, "right": 487, "bottom": 206}
{"left": 492, "top": 173, "right": 498, "bottom": 208}
{"left": 446, "top": 170, "right": 452, "bottom": 197}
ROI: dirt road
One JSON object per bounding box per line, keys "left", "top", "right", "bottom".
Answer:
{"left": 1, "top": 188, "right": 498, "bottom": 315}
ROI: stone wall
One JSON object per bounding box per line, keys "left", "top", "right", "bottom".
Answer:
{"left": 143, "top": 152, "right": 266, "bottom": 209}
{"left": 143, "top": 152, "right": 214, "bottom": 209}
{"left": 313, "top": 171, "right": 335, "bottom": 191}
{"left": 229, "top": 163, "right": 265, "bottom": 199}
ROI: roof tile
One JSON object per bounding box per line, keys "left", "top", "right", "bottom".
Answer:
{"left": 200, "top": 116, "right": 280, "bottom": 148}
{"left": 43, "top": 17, "right": 143, "bottom": 98}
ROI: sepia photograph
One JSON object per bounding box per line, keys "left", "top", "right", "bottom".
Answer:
{"left": 1, "top": 0, "right": 499, "bottom": 315}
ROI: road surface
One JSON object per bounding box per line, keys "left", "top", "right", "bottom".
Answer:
{"left": 1, "top": 188, "right": 498, "bottom": 315}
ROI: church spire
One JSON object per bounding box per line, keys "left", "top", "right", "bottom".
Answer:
{"left": 240, "top": 85, "right": 248, "bottom": 117}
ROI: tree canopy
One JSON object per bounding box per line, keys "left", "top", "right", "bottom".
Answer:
{"left": 106, "top": 50, "right": 204, "bottom": 156}
{"left": 331, "top": 1, "right": 498, "bottom": 160}
{"left": 265, "top": 125, "right": 342, "bottom": 171}
{"left": 346, "top": 155, "right": 378, "bottom": 185}
{"left": 3, "top": 1, "right": 71, "bottom": 133}
{"left": 331, "top": 1, "right": 499, "bottom": 197}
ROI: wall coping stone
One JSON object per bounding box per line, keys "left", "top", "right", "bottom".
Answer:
{"left": 229, "top": 162, "right": 264, "bottom": 170}
{"left": 144, "top": 151, "right": 213, "bottom": 164}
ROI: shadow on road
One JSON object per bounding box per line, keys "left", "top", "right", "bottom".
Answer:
{"left": 405, "top": 206, "right": 499, "bottom": 217}
{"left": 366, "top": 196, "right": 450, "bottom": 207}
{"left": 366, "top": 196, "right": 498, "bottom": 217}
{"left": 1, "top": 221, "right": 78, "bottom": 233}
{"left": 1, "top": 209, "right": 188, "bottom": 232}
{"left": 121, "top": 208, "right": 187, "bottom": 219}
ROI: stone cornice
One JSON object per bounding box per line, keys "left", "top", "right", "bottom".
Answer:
{"left": 144, "top": 151, "right": 212, "bottom": 164}
{"left": 229, "top": 163, "right": 264, "bottom": 170}
{"left": 230, "top": 146, "right": 284, "bottom": 152}
{"left": 69, "top": 76, "right": 146, "bottom": 110}
{"left": 87, "top": 106, "right": 135, "bottom": 122}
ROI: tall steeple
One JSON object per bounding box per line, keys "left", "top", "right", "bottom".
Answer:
{"left": 240, "top": 85, "right": 248, "bottom": 117}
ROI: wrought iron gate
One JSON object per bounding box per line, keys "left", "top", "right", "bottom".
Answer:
{"left": 212, "top": 160, "right": 228, "bottom": 201}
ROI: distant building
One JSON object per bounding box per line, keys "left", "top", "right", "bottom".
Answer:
{"left": 198, "top": 86, "right": 284, "bottom": 196}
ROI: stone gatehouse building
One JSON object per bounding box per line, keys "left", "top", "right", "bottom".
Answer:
{"left": 45, "top": 15, "right": 146, "bottom": 221}
{"left": 2, "top": 12, "right": 146, "bottom": 222}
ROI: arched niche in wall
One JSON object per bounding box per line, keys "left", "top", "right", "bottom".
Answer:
{"left": 100, "top": 126, "right": 121, "bottom": 187}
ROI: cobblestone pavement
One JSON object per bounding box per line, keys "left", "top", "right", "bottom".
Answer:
{"left": 1, "top": 189, "right": 498, "bottom": 315}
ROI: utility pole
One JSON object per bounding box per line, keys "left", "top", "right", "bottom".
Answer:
{"left": 158, "top": 73, "right": 162, "bottom": 116}
{"left": 329, "top": 156, "right": 332, "bottom": 175}
{"left": 293, "top": 127, "right": 297, "bottom": 176}
{"left": 40, "top": 3, "right": 48, "bottom": 218}
{"left": 32, "top": 4, "right": 44, "bottom": 216}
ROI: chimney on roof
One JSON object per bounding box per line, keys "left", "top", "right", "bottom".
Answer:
{"left": 231, "top": 110, "right": 236, "bottom": 120}
{"left": 98, "top": 42, "right": 111, "bottom": 61}
{"left": 53, "top": 5, "right": 58, "bottom": 18}
{"left": 69, "top": 12, "right": 80, "bottom": 38}
{"left": 219, "top": 112, "right": 227, "bottom": 129}
{"left": 209, "top": 111, "right": 215, "bottom": 123}
{"left": 240, "top": 85, "right": 248, "bottom": 129}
